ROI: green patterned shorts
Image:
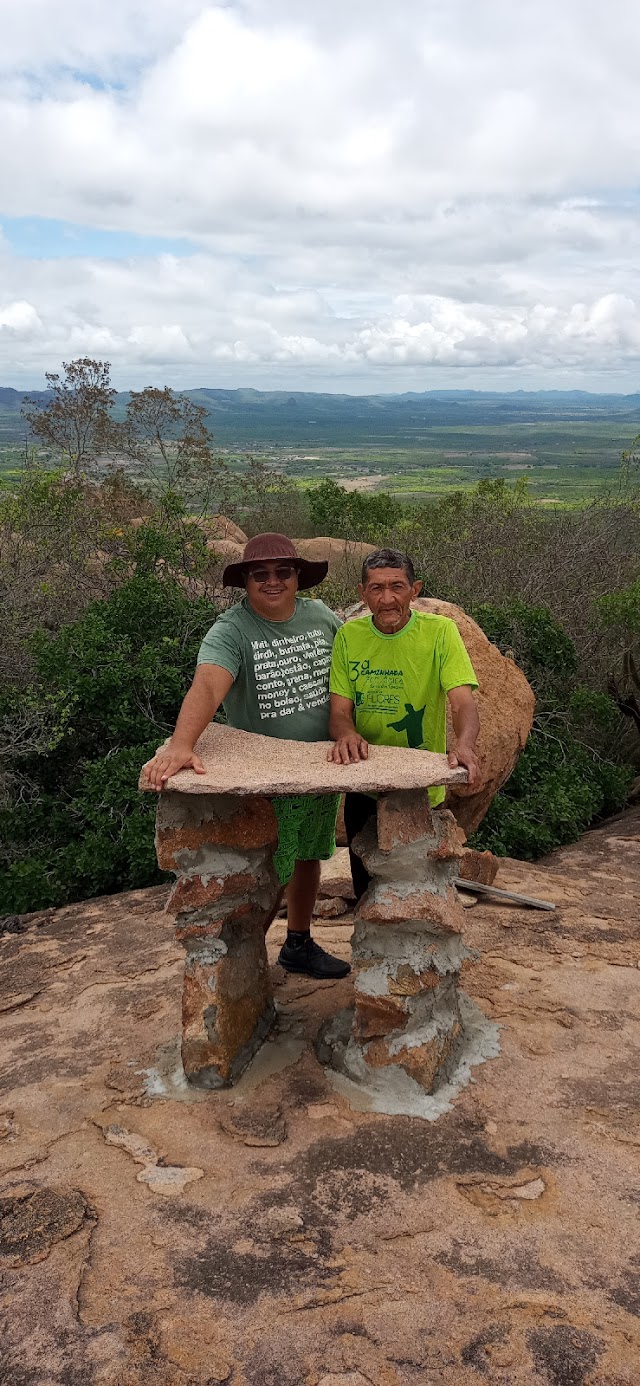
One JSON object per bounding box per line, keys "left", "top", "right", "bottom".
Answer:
{"left": 271, "top": 793, "right": 341, "bottom": 886}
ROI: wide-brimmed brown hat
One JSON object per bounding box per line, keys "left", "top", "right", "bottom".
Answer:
{"left": 222, "top": 532, "right": 329, "bottom": 590}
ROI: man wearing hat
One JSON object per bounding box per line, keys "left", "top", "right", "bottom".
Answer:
{"left": 142, "top": 533, "right": 349, "bottom": 980}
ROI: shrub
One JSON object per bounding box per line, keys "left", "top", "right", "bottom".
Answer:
{"left": 596, "top": 578, "right": 640, "bottom": 746}
{"left": 469, "top": 601, "right": 634, "bottom": 859}
{"left": 0, "top": 574, "right": 214, "bottom": 915}
{"left": 472, "top": 718, "right": 632, "bottom": 860}
{"left": 390, "top": 483, "right": 640, "bottom": 692}
{"left": 471, "top": 600, "right": 577, "bottom": 703}
{"left": 309, "top": 478, "right": 401, "bottom": 541}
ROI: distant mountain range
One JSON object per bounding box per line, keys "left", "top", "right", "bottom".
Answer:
{"left": 2, "top": 385, "right": 640, "bottom": 448}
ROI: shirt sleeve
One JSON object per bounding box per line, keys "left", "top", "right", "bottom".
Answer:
{"left": 196, "top": 618, "right": 242, "bottom": 679}
{"left": 439, "top": 619, "right": 478, "bottom": 693}
{"left": 329, "top": 626, "right": 355, "bottom": 700}
{"left": 317, "top": 600, "right": 343, "bottom": 633}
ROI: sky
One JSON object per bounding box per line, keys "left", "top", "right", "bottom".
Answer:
{"left": 2, "top": 0, "right": 640, "bottom": 393}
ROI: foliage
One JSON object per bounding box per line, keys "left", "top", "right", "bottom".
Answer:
{"left": 309, "top": 478, "right": 401, "bottom": 541}
{"left": 391, "top": 480, "right": 640, "bottom": 697}
{"left": 110, "top": 513, "right": 218, "bottom": 599}
{"left": 0, "top": 446, "right": 219, "bottom": 689}
{"left": 472, "top": 719, "right": 632, "bottom": 860}
{"left": 22, "top": 359, "right": 242, "bottom": 519}
{"left": 597, "top": 575, "right": 640, "bottom": 640}
{"left": 618, "top": 432, "right": 640, "bottom": 492}
{"left": 471, "top": 599, "right": 577, "bottom": 702}
{"left": 0, "top": 575, "right": 214, "bottom": 915}
{"left": 596, "top": 577, "right": 640, "bottom": 740}
{"left": 241, "top": 456, "right": 312, "bottom": 538}
{"left": 0, "top": 688, "right": 72, "bottom": 809}
{"left": 117, "top": 385, "right": 233, "bottom": 514}
{"left": 22, "top": 359, "right": 115, "bottom": 475}
{"left": 0, "top": 466, "right": 115, "bottom": 689}
{"left": 469, "top": 601, "right": 633, "bottom": 860}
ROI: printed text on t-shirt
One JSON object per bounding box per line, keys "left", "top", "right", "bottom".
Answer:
{"left": 251, "top": 630, "right": 332, "bottom": 720}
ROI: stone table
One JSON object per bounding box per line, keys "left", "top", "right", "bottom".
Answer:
{"left": 142, "top": 725, "right": 483, "bottom": 1102}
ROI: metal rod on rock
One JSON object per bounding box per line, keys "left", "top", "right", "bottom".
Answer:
{"left": 454, "top": 879, "right": 556, "bottom": 912}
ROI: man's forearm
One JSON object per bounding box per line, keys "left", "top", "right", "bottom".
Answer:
{"left": 451, "top": 699, "right": 480, "bottom": 749}
{"left": 329, "top": 708, "right": 357, "bottom": 740}
{"left": 143, "top": 664, "right": 234, "bottom": 790}
{"left": 171, "top": 682, "right": 220, "bottom": 750}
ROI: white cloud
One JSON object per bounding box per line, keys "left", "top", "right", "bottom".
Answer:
{"left": 3, "top": 245, "right": 640, "bottom": 389}
{"left": 0, "top": 0, "right": 206, "bottom": 78}
{"left": 2, "top": 1, "right": 640, "bottom": 387}
{"left": 0, "top": 299, "right": 42, "bottom": 333}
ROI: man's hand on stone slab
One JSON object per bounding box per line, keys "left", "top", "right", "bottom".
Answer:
{"left": 142, "top": 742, "right": 206, "bottom": 791}
{"left": 447, "top": 742, "right": 480, "bottom": 787}
{"left": 328, "top": 733, "right": 369, "bottom": 765}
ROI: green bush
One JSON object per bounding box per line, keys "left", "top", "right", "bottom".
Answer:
{"left": 309, "top": 478, "right": 401, "bottom": 541}
{"left": 595, "top": 578, "right": 640, "bottom": 750}
{"left": 0, "top": 575, "right": 215, "bottom": 915}
{"left": 1, "top": 573, "right": 636, "bottom": 914}
{"left": 471, "top": 600, "right": 577, "bottom": 701}
{"left": 472, "top": 726, "right": 632, "bottom": 860}
{"left": 469, "top": 601, "right": 633, "bottom": 859}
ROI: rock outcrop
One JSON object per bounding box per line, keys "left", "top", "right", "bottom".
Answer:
{"left": 204, "top": 537, "right": 245, "bottom": 567}
{"left": 294, "top": 536, "right": 378, "bottom": 582}
{"left": 2, "top": 810, "right": 640, "bottom": 1383}
{"left": 199, "top": 514, "right": 249, "bottom": 545}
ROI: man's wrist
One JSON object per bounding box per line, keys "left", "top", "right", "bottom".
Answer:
{"left": 168, "top": 735, "right": 195, "bottom": 753}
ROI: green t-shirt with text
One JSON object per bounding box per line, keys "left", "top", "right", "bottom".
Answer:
{"left": 197, "top": 596, "right": 342, "bottom": 742}
{"left": 329, "top": 610, "right": 478, "bottom": 805}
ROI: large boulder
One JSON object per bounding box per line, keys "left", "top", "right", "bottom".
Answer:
{"left": 347, "top": 597, "right": 535, "bottom": 834}
{"left": 123, "top": 516, "right": 248, "bottom": 547}
{"left": 204, "top": 538, "right": 245, "bottom": 567}
{"left": 294, "top": 536, "right": 378, "bottom": 584}
{"left": 199, "top": 515, "right": 249, "bottom": 545}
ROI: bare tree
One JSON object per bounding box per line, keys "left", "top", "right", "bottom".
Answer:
{"left": 22, "top": 358, "right": 116, "bottom": 475}
{"left": 119, "top": 386, "right": 233, "bottom": 514}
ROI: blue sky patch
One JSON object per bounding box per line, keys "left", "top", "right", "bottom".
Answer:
{"left": 2, "top": 216, "right": 194, "bottom": 261}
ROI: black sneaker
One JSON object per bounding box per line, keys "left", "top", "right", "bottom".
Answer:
{"left": 278, "top": 934, "right": 351, "bottom": 979}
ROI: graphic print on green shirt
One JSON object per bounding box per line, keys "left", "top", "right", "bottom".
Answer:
{"left": 329, "top": 610, "right": 478, "bottom": 805}
{"left": 388, "top": 702, "right": 427, "bottom": 748}
{"left": 197, "top": 595, "right": 342, "bottom": 742}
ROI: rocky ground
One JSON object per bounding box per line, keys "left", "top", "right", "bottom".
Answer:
{"left": 1, "top": 810, "right": 639, "bottom": 1385}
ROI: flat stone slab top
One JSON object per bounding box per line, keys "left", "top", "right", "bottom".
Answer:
{"left": 139, "top": 723, "right": 469, "bottom": 797}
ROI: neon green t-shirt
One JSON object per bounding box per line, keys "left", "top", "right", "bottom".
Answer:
{"left": 329, "top": 610, "right": 478, "bottom": 806}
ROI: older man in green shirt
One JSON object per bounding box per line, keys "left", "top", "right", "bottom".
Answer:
{"left": 143, "top": 533, "right": 349, "bottom": 980}
{"left": 328, "top": 547, "right": 480, "bottom": 900}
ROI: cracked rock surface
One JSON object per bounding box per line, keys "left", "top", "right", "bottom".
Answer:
{"left": 1, "top": 812, "right": 640, "bottom": 1383}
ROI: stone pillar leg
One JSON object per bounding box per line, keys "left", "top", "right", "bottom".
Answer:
{"left": 318, "top": 789, "right": 478, "bottom": 1105}
{"left": 156, "top": 792, "right": 281, "bottom": 1087}
{"left": 351, "top": 791, "right": 469, "bottom": 1093}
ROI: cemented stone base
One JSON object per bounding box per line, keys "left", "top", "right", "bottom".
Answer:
{"left": 157, "top": 783, "right": 497, "bottom": 1103}
{"left": 157, "top": 791, "right": 281, "bottom": 1087}
{"left": 318, "top": 790, "right": 498, "bottom": 1108}
{"left": 317, "top": 992, "right": 501, "bottom": 1119}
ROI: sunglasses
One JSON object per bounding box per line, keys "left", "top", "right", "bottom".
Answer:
{"left": 246, "top": 564, "right": 298, "bottom": 584}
